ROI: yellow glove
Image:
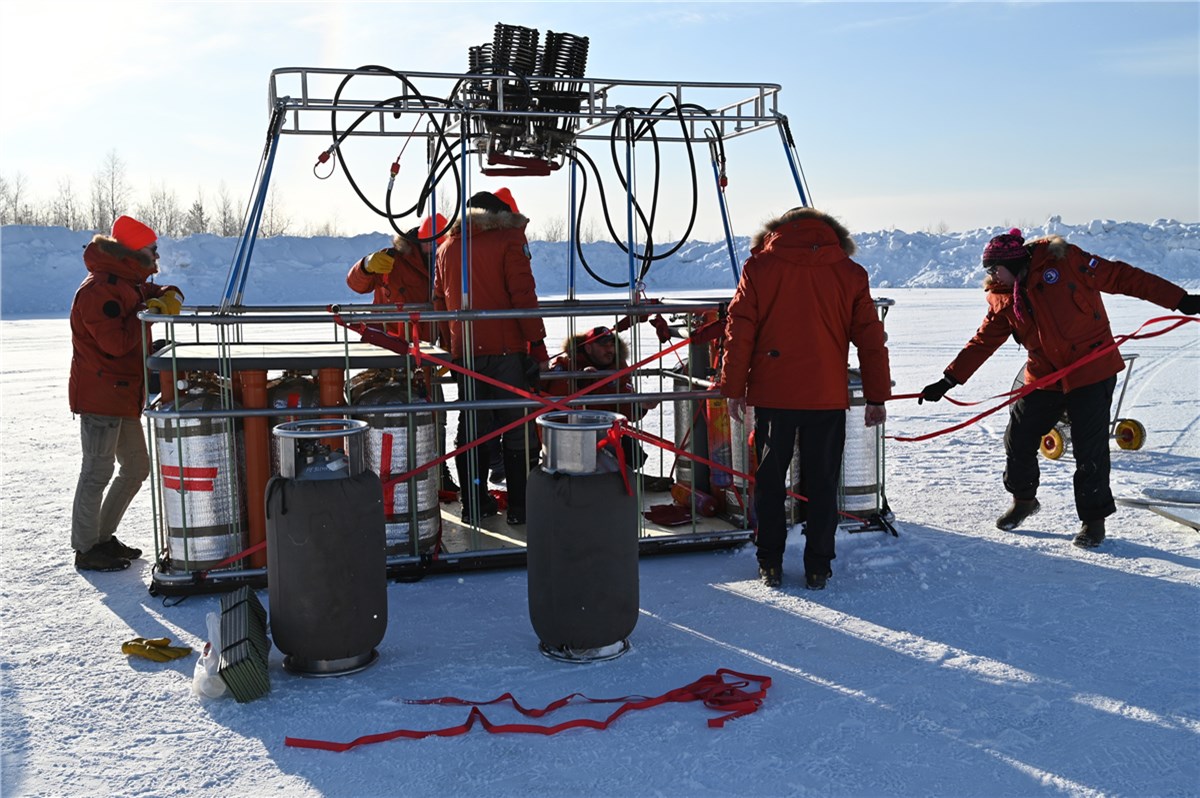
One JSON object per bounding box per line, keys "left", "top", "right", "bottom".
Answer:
{"left": 122, "top": 636, "right": 193, "bottom": 662}
{"left": 146, "top": 289, "right": 183, "bottom": 315}
{"left": 364, "top": 249, "right": 395, "bottom": 275}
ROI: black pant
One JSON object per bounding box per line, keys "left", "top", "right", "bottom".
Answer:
{"left": 1003, "top": 375, "right": 1117, "bottom": 521}
{"left": 454, "top": 354, "right": 537, "bottom": 511}
{"left": 753, "top": 407, "right": 845, "bottom": 576}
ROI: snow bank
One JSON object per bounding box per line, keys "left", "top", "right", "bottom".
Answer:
{"left": 2, "top": 216, "right": 1196, "bottom": 317}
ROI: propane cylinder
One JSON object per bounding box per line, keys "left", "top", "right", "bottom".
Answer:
{"left": 266, "top": 371, "right": 320, "bottom": 474}
{"left": 355, "top": 373, "right": 441, "bottom": 557}
{"left": 840, "top": 369, "right": 883, "bottom": 515}
{"left": 527, "top": 410, "right": 638, "bottom": 662}
{"left": 266, "top": 419, "right": 386, "bottom": 676}
{"left": 154, "top": 374, "right": 247, "bottom": 571}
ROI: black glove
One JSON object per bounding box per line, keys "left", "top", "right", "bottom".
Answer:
{"left": 1176, "top": 294, "right": 1200, "bottom": 315}
{"left": 919, "top": 376, "right": 956, "bottom": 404}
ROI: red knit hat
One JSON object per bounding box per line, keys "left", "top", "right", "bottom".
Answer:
{"left": 982, "top": 228, "right": 1029, "bottom": 266}
{"left": 418, "top": 213, "right": 448, "bottom": 246}
{"left": 112, "top": 215, "right": 157, "bottom": 250}
{"left": 493, "top": 187, "right": 519, "bottom": 213}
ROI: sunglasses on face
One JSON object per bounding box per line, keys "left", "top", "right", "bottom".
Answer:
{"left": 147, "top": 245, "right": 159, "bottom": 256}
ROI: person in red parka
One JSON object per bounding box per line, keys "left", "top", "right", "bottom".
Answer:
{"left": 920, "top": 228, "right": 1199, "bottom": 548}
{"left": 348, "top": 215, "right": 460, "bottom": 492}
{"left": 70, "top": 215, "right": 184, "bottom": 572}
{"left": 719, "top": 208, "right": 891, "bottom": 590}
{"left": 544, "top": 325, "right": 668, "bottom": 490}
{"left": 434, "top": 190, "right": 549, "bottom": 526}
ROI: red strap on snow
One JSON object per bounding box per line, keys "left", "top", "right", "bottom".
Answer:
{"left": 284, "top": 668, "right": 771, "bottom": 751}
{"left": 890, "top": 315, "right": 1195, "bottom": 443}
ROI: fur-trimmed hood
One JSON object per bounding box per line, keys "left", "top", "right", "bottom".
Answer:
{"left": 446, "top": 207, "right": 530, "bottom": 237}
{"left": 85, "top": 234, "right": 158, "bottom": 280}
{"left": 561, "top": 330, "right": 629, "bottom": 365}
{"left": 751, "top": 207, "right": 856, "bottom": 256}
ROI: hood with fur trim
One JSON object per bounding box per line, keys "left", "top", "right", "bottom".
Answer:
{"left": 84, "top": 234, "right": 158, "bottom": 281}
{"left": 751, "top": 207, "right": 856, "bottom": 256}
{"left": 446, "top": 207, "right": 530, "bottom": 237}
{"left": 561, "top": 330, "right": 629, "bottom": 365}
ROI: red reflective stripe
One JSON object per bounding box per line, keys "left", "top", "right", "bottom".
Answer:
{"left": 162, "top": 477, "right": 215, "bottom": 492}
{"left": 161, "top": 465, "right": 218, "bottom": 478}
{"left": 284, "top": 668, "right": 771, "bottom": 751}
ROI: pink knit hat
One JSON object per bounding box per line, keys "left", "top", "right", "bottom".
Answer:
{"left": 982, "top": 228, "right": 1029, "bottom": 267}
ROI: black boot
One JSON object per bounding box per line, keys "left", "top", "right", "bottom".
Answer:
{"left": 1073, "top": 518, "right": 1106, "bottom": 548}
{"left": 504, "top": 449, "right": 531, "bottom": 525}
{"left": 996, "top": 497, "right": 1041, "bottom": 531}
{"left": 457, "top": 453, "right": 496, "bottom": 524}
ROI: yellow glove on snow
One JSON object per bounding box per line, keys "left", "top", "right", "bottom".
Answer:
{"left": 146, "top": 289, "right": 183, "bottom": 315}
{"left": 122, "top": 637, "right": 193, "bottom": 662}
{"left": 364, "top": 249, "right": 395, "bottom": 275}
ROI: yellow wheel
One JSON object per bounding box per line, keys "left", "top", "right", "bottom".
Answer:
{"left": 1040, "top": 428, "right": 1066, "bottom": 460}
{"left": 1114, "top": 418, "right": 1146, "bottom": 450}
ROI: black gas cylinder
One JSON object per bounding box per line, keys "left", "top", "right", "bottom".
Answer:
{"left": 266, "top": 420, "right": 387, "bottom": 676}
{"left": 526, "top": 411, "right": 638, "bottom": 661}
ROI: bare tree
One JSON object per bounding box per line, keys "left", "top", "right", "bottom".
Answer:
{"left": 303, "top": 214, "right": 342, "bottom": 237}
{"left": 50, "top": 177, "right": 84, "bottom": 230}
{"left": 259, "top": 185, "right": 291, "bottom": 237}
{"left": 0, "top": 175, "right": 13, "bottom": 225}
{"left": 90, "top": 150, "right": 130, "bottom": 231}
{"left": 2, "top": 173, "right": 37, "bottom": 225}
{"left": 215, "top": 182, "right": 241, "bottom": 237}
{"left": 539, "top": 215, "right": 565, "bottom": 242}
{"left": 137, "top": 182, "right": 184, "bottom": 237}
{"left": 183, "top": 188, "right": 209, "bottom": 235}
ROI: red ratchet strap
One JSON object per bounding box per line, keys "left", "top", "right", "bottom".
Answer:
{"left": 285, "top": 668, "right": 771, "bottom": 752}
{"left": 598, "top": 420, "right": 632, "bottom": 495}
{"left": 198, "top": 540, "right": 267, "bottom": 576}
{"left": 334, "top": 314, "right": 717, "bottom": 489}
{"left": 891, "top": 315, "right": 1196, "bottom": 443}
{"left": 624, "top": 425, "right": 870, "bottom": 526}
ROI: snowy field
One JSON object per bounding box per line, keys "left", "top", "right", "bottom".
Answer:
{"left": 2, "top": 283, "right": 1198, "bottom": 797}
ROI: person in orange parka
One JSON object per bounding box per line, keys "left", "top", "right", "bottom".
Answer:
{"left": 346, "top": 213, "right": 447, "bottom": 342}
{"left": 920, "top": 228, "right": 1199, "bottom": 549}
{"left": 434, "top": 190, "right": 549, "bottom": 526}
{"left": 719, "top": 207, "right": 891, "bottom": 591}
{"left": 69, "top": 215, "right": 184, "bottom": 572}
{"left": 347, "top": 214, "right": 458, "bottom": 491}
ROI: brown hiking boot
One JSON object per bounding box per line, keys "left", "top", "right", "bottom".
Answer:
{"left": 75, "top": 546, "right": 131, "bottom": 572}
{"left": 1072, "top": 519, "right": 1106, "bottom": 548}
{"left": 996, "top": 498, "right": 1041, "bottom": 531}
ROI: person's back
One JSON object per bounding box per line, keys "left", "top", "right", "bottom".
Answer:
{"left": 720, "top": 207, "right": 889, "bottom": 591}
{"left": 434, "top": 204, "right": 543, "bottom": 360}
{"left": 722, "top": 207, "right": 889, "bottom": 410}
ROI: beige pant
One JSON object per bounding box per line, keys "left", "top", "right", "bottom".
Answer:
{"left": 71, "top": 414, "right": 150, "bottom": 552}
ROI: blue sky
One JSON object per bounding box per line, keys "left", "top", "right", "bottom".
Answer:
{"left": 3, "top": 1, "right": 1197, "bottom": 239}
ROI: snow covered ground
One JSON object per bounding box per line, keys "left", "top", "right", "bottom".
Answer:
{"left": 1, "top": 225, "right": 1199, "bottom": 797}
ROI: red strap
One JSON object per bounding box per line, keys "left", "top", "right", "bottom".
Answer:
{"left": 598, "top": 420, "right": 632, "bottom": 495}
{"left": 379, "top": 432, "right": 394, "bottom": 515}
{"left": 198, "top": 540, "right": 267, "bottom": 575}
{"left": 284, "top": 668, "right": 771, "bottom": 751}
{"left": 890, "top": 315, "right": 1195, "bottom": 443}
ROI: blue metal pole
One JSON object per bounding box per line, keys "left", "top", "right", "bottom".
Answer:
{"left": 775, "top": 115, "right": 809, "bottom": 207}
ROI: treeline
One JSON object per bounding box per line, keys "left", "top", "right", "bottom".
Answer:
{"left": 0, "top": 149, "right": 341, "bottom": 239}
